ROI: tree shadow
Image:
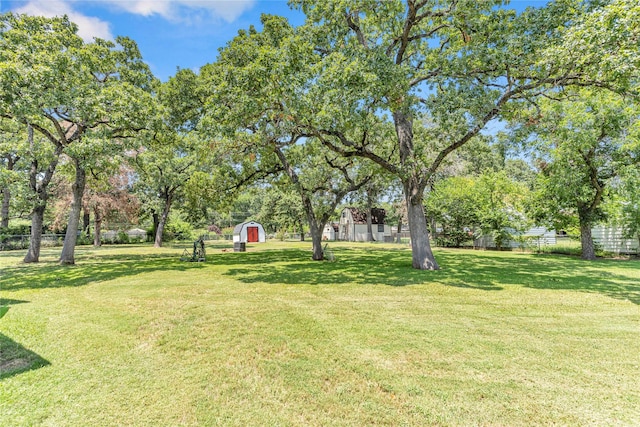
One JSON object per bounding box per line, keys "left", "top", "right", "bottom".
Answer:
{"left": 0, "top": 298, "right": 29, "bottom": 306}
{"left": 221, "top": 247, "right": 640, "bottom": 304}
{"left": 0, "top": 333, "right": 50, "bottom": 380}
{"left": 0, "top": 255, "right": 205, "bottom": 292}
{"left": 2, "top": 245, "right": 638, "bottom": 304}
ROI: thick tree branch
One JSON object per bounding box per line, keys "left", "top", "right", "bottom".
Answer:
{"left": 315, "top": 129, "right": 402, "bottom": 176}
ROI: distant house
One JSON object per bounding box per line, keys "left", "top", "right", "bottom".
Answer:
{"left": 592, "top": 225, "right": 639, "bottom": 255}
{"left": 338, "top": 207, "right": 392, "bottom": 242}
{"left": 102, "top": 228, "right": 147, "bottom": 243}
{"left": 233, "top": 221, "right": 266, "bottom": 243}
{"left": 126, "top": 228, "right": 147, "bottom": 240}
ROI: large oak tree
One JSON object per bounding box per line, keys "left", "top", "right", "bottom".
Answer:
{"left": 287, "top": 0, "right": 639, "bottom": 269}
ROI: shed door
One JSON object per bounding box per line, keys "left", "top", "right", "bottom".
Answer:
{"left": 247, "top": 226, "right": 259, "bottom": 243}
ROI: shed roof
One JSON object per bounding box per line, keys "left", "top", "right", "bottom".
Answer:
{"left": 233, "top": 221, "right": 262, "bottom": 234}
{"left": 345, "top": 207, "right": 386, "bottom": 224}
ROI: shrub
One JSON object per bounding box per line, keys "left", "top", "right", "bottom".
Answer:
{"left": 165, "top": 219, "right": 194, "bottom": 241}
{"left": 117, "top": 231, "right": 130, "bottom": 244}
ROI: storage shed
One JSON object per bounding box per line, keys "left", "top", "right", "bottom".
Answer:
{"left": 323, "top": 223, "right": 339, "bottom": 241}
{"left": 592, "top": 225, "right": 639, "bottom": 255}
{"left": 233, "top": 221, "right": 266, "bottom": 243}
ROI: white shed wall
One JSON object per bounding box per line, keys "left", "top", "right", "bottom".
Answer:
{"left": 592, "top": 225, "right": 639, "bottom": 254}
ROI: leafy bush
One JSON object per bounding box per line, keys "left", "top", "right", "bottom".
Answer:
{"left": 165, "top": 219, "right": 194, "bottom": 241}
{"left": 117, "top": 231, "right": 130, "bottom": 244}
{"left": 0, "top": 224, "right": 31, "bottom": 235}
{"left": 434, "top": 230, "right": 474, "bottom": 247}
{"left": 76, "top": 234, "right": 92, "bottom": 246}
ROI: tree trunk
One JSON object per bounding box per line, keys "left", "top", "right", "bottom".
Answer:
{"left": 299, "top": 195, "right": 324, "bottom": 260}
{"left": 24, "top": 204, "right": 45, "bottom": 263}
{"left": 579, "top": 218, "right": 596, "bottom": 260}
{"left": 94, "top": 213, "right": 102, "bottom": 247}
{"left": 406, "top": 193, "right": 439, "bottom": 270}
{"left": 152, "top": 212, "right": 159, "bottom": 241}
{"left": 24, "top": 124, "right": 61, "bottom": 263}
{"left": 154, "top": 193, "right": 172, "bottom": 248}
{"left": 310, "top": 221, "right": 324, "bottom": 261}
{"left": 83, "top": 208, "right": 91, "bottom": 237}
{"left": 299, "top": 220, "right": 305, "bottom": 241}
{"left": 394, "top": 110, "right": 440, "bottom": 270}
{"left": 1, "top": 187, "right": 10, "bottom": 229}
{"left": 60, "top": 162, "right": 86, "bottom": 265}
{"left": 1, "top": 155, "right": 17, "bottom": 228}
{"left": 396, "top": 217, "right": 403, "bottom": 244}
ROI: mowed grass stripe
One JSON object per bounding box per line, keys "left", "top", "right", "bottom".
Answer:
{"left": 1, "top": 241, "right": 639, "bottom": 425}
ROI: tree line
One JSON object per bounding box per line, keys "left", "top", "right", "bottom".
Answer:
{"left": 1, "top": 1, "right": 639, "bottom": 268}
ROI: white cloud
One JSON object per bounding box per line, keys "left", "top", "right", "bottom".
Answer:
{"left": 10, "top": 1, "right": 256, "bottom": 42}
{"left": 97, "top": 0, "right": 256, "bottom": 23}
{"left": 101, "top": 0, "right": 171, "bottom": 17}
{"left": 14, "top": 0, "right": 114, "bottom": 42}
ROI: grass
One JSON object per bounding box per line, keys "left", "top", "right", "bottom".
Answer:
{"left": 1, "top": 241, "right": 639, "bottom": 426}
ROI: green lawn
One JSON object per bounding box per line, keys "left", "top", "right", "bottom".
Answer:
{"left": 1, "top": 241, "right": 639, "bottom": 426}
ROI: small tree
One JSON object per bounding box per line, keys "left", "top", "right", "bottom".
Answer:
{"left": 425, "top": 176, "right": 481, "bottom": 247}
{"left": 521, "top": 89, "right": 639, "bottom": 260}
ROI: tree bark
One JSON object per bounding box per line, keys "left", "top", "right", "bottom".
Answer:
{"left": 154, "top": 192, "right": 173, "bottom": 248}
{"left": 60, "top": 161, "right": 86, "bottom": 265}
{"left": 1, "top": 155, "right": 18, "bottom": 228}
{"left": 394, "top": 110, "right": 440, "bottom": 270}
{"left": 406, "top": 192, "right": 439, "bottom": 270}
{"left": 24, "top": 204, "right": 45, "bottom": 263}
{"left": 309, "top": 219, "right": 324, "bottom": 261}
{"left": 396, "top": 217, "right": 403, "bottom": 244}
{"left": 1, "top": 187, "right": 10, "bottom": 229}
{"left": 579, "top": 215, "right": 596, "bottom": 260}
{"left": 298, "top": 191, "right": 325, "bottom": 260}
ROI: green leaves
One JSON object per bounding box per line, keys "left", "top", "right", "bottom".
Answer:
{"left": 547, "top": 0, "right": 640, "bottom": 94}
{"left": 519, "top": 87, "right": 639, "bottom": 246}
{"left": 426, "top": 171, "right": 528, "bottom": 247}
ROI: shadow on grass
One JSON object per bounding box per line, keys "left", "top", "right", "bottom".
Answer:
{"left": 0, "top": 254, "right": 205, "bottom": 292}
{"left": 2, "top": 245, "right": 638, "bottom": 305}
{"left": 221, "top": 247, "right": 640, "bottom": 304}
{"left": 0, "top": 298, "right": 29, "bottom": 306}
{"left": 0, "top": 334, "right": 50, "bottom": 380}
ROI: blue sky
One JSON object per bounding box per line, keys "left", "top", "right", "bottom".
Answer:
{"left": 1, "top": 0, "right": 306, "bottom": 81}
{"left": 1, "top": 1, "right": 547, "bottom": 82}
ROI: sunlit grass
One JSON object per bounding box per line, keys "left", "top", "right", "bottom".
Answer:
{"left": 1, "top": 241, "right": 639, "bottom": 425}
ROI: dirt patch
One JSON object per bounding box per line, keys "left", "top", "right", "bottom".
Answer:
{"left": 0, "top": 357, "right": 33, "bottom": 375}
